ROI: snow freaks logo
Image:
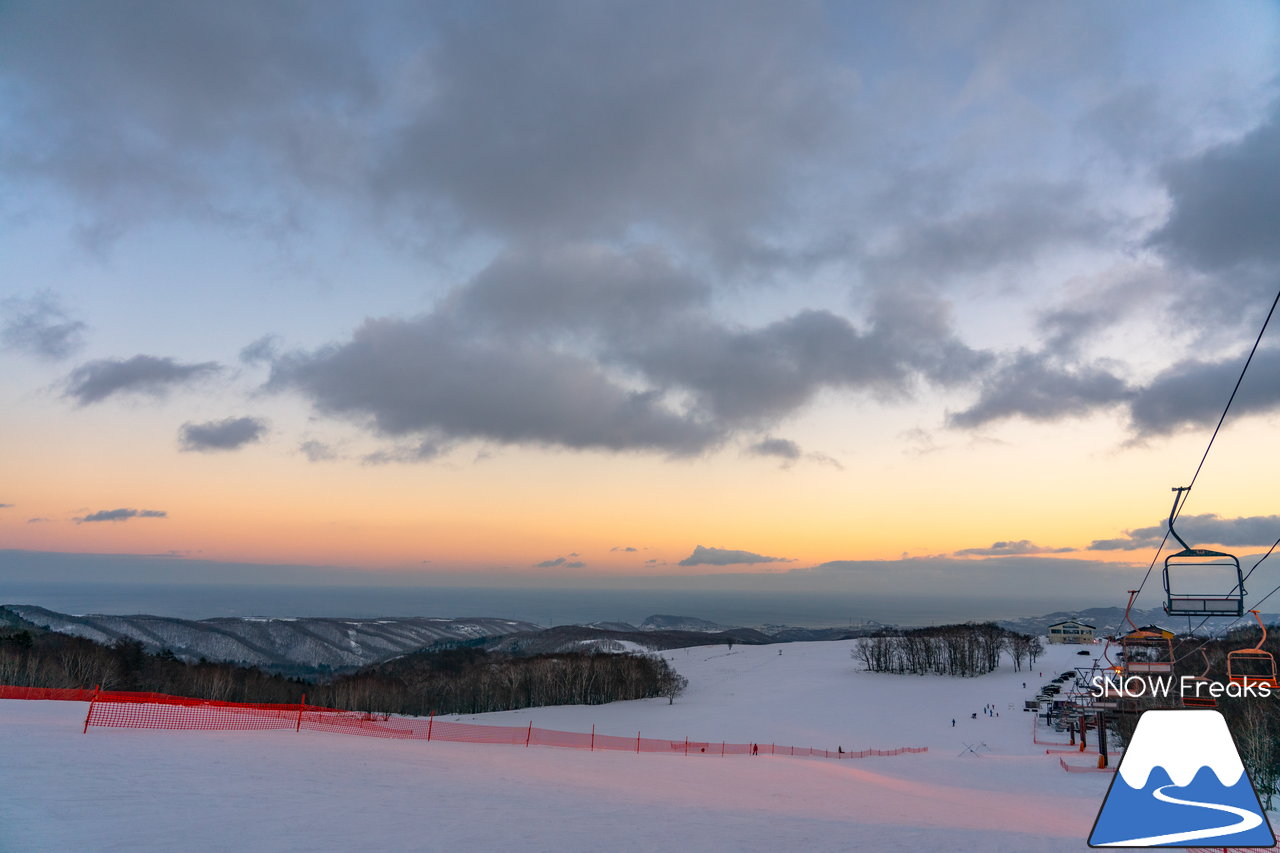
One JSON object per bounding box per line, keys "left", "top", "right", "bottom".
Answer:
{"left": 1089, "top": 674, "right": 1273, "bottom": 700}
{"left": 1088, "top": 710, "right": 1276, "bottom": 847}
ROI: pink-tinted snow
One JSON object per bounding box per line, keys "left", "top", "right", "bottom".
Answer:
{"left": 1, "top": 641, "right": 1123, "bottom": 852}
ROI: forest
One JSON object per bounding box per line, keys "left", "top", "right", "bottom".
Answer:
{"left": 0, "top": 619, "right": 686, "bottom": 716}
{"left": 852, "top": 623, "right": 1043, "bottom": 677}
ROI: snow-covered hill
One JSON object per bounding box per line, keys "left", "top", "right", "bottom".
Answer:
{"left": 0, "top": 641, "right": 1119, "bottom": 851}
{"left": 3, "top": 605, "right": 538, "bottom": 672}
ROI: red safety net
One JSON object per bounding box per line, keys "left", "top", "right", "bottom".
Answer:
{"left": 23, "top": 688, "right": 928, "bottom": 761}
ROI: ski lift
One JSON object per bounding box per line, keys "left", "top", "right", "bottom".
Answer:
{"left": 1163, "top": 486, "right": 1245, "bottom": 617}
{"left": 1119, "top": 590, "right": 1175, "bottom": 677}
{"left": 1227, "top": 610, "right": 1278, "bottom": 688}
{"left": 1182, "top": 649, "right": 1217, "bottom": 709}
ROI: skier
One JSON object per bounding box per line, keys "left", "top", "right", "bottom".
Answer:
{"left": 951, "top": 718, "right": 955, "bottom": 727}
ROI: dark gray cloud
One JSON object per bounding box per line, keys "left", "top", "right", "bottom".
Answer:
{"left": 1128, "top": 347, "right": 1280, "bottom": 437}
{"left": 954, "top": 540, "right": 1075, "bottom": 557}
{"left": 1089, "top": 513, "right": 1280, "bottom": 551}
{"left": 269, "top": 312, "right": 720, "bottom": 455}
{"left": 678, "top": 545, "right": 789, "bottom": 567}
{"left": 379, "top": 1, "right": 843, "bottom": 250}
{"left": 451, "top": 242, "right": 708, "bottom": 337}
{"left": 1150, "top": 106, "right": 1280, "bottom": 274}
{"left": 948, "top": 351, "right": 1133, "bottom": 428}
{"left": 0, "top": 0, "right": 377, "bottom": 246}
{"left": 611, "top": 546, "right": 639, "bottom": 552}
{"left": 26, "top": 517, "right": 50, "bottom": 523}
{"left": 533, "top": 556, "right": 587, "bottom": 569}
{"left": 362, "top": 440, "right": 447, "bottom": 465}
{"left": 747, "top": 437, "right": 803, "bottom": 461}
{"left": 268, "top": 243, "right": 993, "bottom": 456}
{"left": 66, "top": 355, "right": 221, "bottom": 405}
{"left": 1, "top": 291, "right": 87, "bottom": 360}
{"left": 239, "top": 335, "right": 280, "bottom": 365}
{"left": 75, "top": 508, "right": 168, "bottom": 523}
{"left": 866, "top": 182, "right": 1114, "bottom": 290}
{"left": 0, "top": 503, "right": 11, "bottom": 508}
{"left": 179, "top": 416, "right": 267, "bottom": 452}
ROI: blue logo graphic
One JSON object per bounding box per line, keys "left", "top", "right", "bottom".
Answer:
{"left": 1089, "top": 709, "right": 1276, "bottom": 847}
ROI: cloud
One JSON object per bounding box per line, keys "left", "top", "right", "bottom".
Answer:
{"left": 179, "top": 416, "right": 268, "bottom": 452}
{"left": 532, "top": 555, "right": 586, "bottom": 569}
{"left": 1, "top": 291, "right": 87, "bottom": 360}
{"left": 0, "top": 0, "right": 378, "bottom": 247}
{"left": 611, "top": 546, "right": 639, "bottom": 552}
{"left": 1150, "top": 105, "right": 1280, "bottom": 274}
{"left": 1127, "top": 347, "right": 1280, "bottom": 437}
{"left": 361, "top": 440, "right": 446, "bottom": 466}
{"left": 239, "top": 335, "right": 280, "bottom": 365}
{"left": 66, "top": 355, "right": 220, "bottom": 405}
{"left": 954, "top": 540, "right": 1075, "bottom": 557}
{"left": 26, "top": 517, "right": 50, "bottom": 523}
{"left": 75, "top": 508, "right": 168, "bottom": 523}
{"left": 1088, "top": 513, "right": 1280, "bottom": 551}
{"left": 747, "top": 437, "right": 802, "bottom": 461}
{"left": 678, "top": 545, "right": 789, "bottom": 567}
{"left": 377, "top": 1, "right": 846, "bottom": 252}
{"left": 298, "top": 440, "right": 338, "bottom": 462}
{"left": 0, "top": 503, "right": 12, "bottom": 509}
{"left": 948, "top": 351, "right": 1133, "bottom": 429}
{"left": 268, "top": 310, "right": 721, "bottom": 456}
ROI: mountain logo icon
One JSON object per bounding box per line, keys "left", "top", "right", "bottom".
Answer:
{"left": 1089, "top": 709, "right": 1276, "bottom": 847}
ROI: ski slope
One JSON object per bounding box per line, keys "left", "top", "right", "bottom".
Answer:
{"left": 1, "top": 641, "right": 1117, "bottom": 852}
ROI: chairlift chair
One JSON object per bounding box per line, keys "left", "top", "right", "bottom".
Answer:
{"left": 1163, "top": 486, "right": 1245, "bottom": 617}
{"left": 1121, "top": 629, "right": 1175, "bottom": 676}
{"left": 1182, "top": 648, "right": 1217, "bottom": 709}
{"left": 1227, "top": 610, "right": 1278, "bottom": 688}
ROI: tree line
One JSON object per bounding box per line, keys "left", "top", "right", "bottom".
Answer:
{"left": 0, "top": 623, "right": 686, "bottom": 716}
{"left": 852, "top": 623, "right": 1043, "bottom": 677}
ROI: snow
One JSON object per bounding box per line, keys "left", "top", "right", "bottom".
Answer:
{"left": 1118, "top": 709, "right": 1245, "bottom": 789}
{"left": 0, "top": 641, "right": 1123, "bottom": 851}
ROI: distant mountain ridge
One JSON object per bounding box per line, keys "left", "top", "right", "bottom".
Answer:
{"left": 2, "top": 605, "right": 539, "bottom": 674}
{"left": 995, "top": 606, "right": 1280, "bottom": 638}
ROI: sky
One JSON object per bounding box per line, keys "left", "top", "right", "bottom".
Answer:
{"left": 3, "top": 0, "right": 1280, "bottom": 615}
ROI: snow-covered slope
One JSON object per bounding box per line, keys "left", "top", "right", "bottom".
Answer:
{"left": 1, "top": 642, "right": 1115, "bottom": 851}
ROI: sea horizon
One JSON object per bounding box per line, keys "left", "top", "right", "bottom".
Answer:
{"left": 1, "top": 580, "right": 1093, "bottom": 629}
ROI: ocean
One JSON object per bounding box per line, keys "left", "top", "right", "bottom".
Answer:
{"left": 1, "top": 581, "right": 1057, "bottom": 628}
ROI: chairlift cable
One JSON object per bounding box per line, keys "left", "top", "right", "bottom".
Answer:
{"left": 1127, "top": 284, "right": 1280, "bottom": 607}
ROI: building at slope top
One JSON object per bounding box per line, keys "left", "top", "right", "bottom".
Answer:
{"left": 1048, "top": 620, "right": 1096, "bottom": 644}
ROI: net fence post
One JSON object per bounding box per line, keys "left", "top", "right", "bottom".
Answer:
{"left": 636, "top": 731, "right": 640, "bottom": 754}
{"left": 525, "top": 721, "right": 532, "bottom": 748}
{"left": 82, "top": 683, "right": 100, "bottom": 734}
{"left": 296, "top": 693, "right": 306, "bottom": 733}
{"left": 591, "top": 724, "right": 595, "bottom": 752}
{"left": 427, "top": 711, "right": 434, "bottom": 742}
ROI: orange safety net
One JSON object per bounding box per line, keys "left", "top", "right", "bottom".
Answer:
{"left": 1058, "top": 757, "right": 1115, "bottom": 773}
{"left": 17, "top": 687, "right": 928, "bottom": 761}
